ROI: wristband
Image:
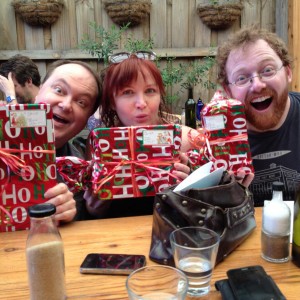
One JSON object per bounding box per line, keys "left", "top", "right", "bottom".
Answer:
{"left": 6, "top": 96, "right": 16, "bottom": 103}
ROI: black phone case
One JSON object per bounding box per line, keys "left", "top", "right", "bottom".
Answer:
{"left": 215, "top": 279, "right": 236, "bottom": 300}
{"left": 215, "top": 266, "right": 286, "bottom": 300}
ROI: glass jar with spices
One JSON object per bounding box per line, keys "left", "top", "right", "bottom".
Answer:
{"left": 26, "top": 203, "right": 66, "bottom": 300}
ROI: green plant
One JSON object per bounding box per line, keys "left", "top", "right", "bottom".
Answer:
{"left": 124, "top": 36, "right": 155, "bottom": 52}
{"left": 181, "top": 56, "right": 216, "bottom": 90}
{"left": 79, "top": 22, "right": 130, "bottom": 66}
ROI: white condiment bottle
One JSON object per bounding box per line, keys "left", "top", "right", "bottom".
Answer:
{"left": 26, "top": 203, "right": 66, "bottom": 300}
{"left": 261, "top": 181, "right": 291, "bottom": 263}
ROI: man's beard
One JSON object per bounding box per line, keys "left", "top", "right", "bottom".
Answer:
{"left": 244, "top": 86, "right": 289, "bottom": 131}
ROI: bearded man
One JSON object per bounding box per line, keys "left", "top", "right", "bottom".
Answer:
{"left": 217, "top": 25, "right": 298, "bottom": 205}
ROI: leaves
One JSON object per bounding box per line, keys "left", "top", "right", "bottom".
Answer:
{"left": 79, "top": 22, "right": 130, "bottom": 66}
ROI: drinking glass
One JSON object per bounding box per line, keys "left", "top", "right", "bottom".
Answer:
{"left": 170, "top": 226, "right": 220, "bottom": 297}
{"left": 126, "top": 265, "right": 188, "bottom": 300}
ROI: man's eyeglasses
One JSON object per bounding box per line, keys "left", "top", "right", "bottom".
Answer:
{"left": 228, "top": 65, "right": 284, "bottom": 87}
{"left": 108, "top": 51, "right": 157, "bottom": 64}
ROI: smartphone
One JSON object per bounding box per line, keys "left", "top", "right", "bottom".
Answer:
{"left": 227, "top": 265, "right": 286, "bottom": 300}
{"left": 80, "top": 253, "right": 146, "bottom": 275}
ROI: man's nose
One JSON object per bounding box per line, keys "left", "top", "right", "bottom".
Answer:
{"left": 249, "top": 75, "right": 267, "bottom": 92}
{"left": 58, "top": 97, "right": 72, "bottom": 112}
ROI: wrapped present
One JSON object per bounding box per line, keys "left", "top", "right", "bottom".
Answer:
{"left": 187, "top": 89, "right": 254, "bottom": 174}
{"left": 0, "top": 104, "right": 56, "bottom": 232}
{"left": 88, "top": 124, "right": 182, "bottom": 200}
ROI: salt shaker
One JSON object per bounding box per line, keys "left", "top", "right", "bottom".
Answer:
{"left": 26, "top": 203, "right": 66, "bottom": 300}
{"left": 261, "top": 182, "right": 291, "bottom": 263}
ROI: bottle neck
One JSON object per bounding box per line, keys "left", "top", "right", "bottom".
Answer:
{"left": 272, "top": 190, "right": 283, "bottom": 202}
{"left": 29, "top": 215, "right": 57, "bottom": 234}
{"left": 188, "top": 88, "right": 193, "bottom": 99}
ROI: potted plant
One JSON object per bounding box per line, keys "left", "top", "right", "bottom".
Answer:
{"left": 197, "top": 0, "right": 243, "bottom": 30}
{"left": 103, "top": 0, "right": 152, "bottom": 27}
{"left": 12, "top": 0, "right": 64, "bottom": 27}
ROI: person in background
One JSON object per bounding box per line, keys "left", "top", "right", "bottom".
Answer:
{"left": 84, "top": 51, "right": 202, "bottom": 219}
{"left": 34, "top": 59, "right": 102, "bottom": 222}
{"left": 216, "top": 25, "right": 298, "bottom": 206}
{"left": 0, "top": 54, "right": 40, "bottom": 104}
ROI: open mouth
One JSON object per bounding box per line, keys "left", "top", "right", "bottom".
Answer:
{"left": 53, "top": 114, "right": 69, "bottom": 124}
{"left": 251, "top": 96, "right": 272, "bottom": 111}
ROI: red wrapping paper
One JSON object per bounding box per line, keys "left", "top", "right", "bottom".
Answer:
{"left": 0, "top": 104, "right": 56, "bottom": 232}
{"left": 188, "top": 89, "right": 254, "bottom": 174}
{"left": 88, "top": 124, "right": 182, "bottom": 200}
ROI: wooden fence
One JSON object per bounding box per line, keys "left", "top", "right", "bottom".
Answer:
{"left": 0, "top": 0, "right": 294, "bottom": 113}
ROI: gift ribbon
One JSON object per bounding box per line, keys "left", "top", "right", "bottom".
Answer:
{"left": 188, "top": 129, "right": 249, "bottom": 165}
{"left": 0, "top": 147, "right": 55, "bottom": 227}
{"left": 56, "top": 156, "right": 93, "bottom": 193}
{"left": 188, "top": 128, "right": 210, "bottom": 155}
{"left": 94, "top": 126, "right": 180, "bottom": 198}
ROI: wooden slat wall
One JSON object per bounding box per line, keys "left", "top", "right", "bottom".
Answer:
{"left": 288, "top": 0, "right": 300, "bottom": 91}
{"left": 0, "top": 0, "right": 289, "bottom": 113}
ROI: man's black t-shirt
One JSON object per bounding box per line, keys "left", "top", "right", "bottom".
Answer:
{"left": 248, "top": 92, "right": 300, "bottom": 206}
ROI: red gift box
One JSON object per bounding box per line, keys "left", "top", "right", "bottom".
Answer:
{"left": 0, "top": 104, "right": 56, "bottom": 232}
{"left": 88, "top": 124, "right": 182, "bottom": 200}
{"left": 188, "top": 89, "right": 253, "bottom": 174}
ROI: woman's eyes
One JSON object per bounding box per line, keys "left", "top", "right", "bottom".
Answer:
{"left": 120, "top": 88, "right": 157, "bottom": 95}
{"left": 145, "top": 88, "right": 157, "bottom": 93}
{"left": 121, "top": 89, "right": 134, "bottom": 95}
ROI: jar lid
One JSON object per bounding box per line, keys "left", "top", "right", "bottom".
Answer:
{"left": 28, "top": 203, "right": 56, "bottom": 218}
{"left": 272, "top": 181, "right": 284, "bottom": 191}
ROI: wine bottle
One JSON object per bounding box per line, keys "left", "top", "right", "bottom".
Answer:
{"left": 185, "top": 88, "right": 196, "bottom": 129}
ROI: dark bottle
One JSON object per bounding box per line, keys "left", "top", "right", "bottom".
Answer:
{"left": 292, "top": 195, "right": 300, "bottom": 267}
{"left": 185, "top": 88, "right": 196, "bottom": 129}
{"left": 196, "top": 97, "right": 204, "bottom": 121}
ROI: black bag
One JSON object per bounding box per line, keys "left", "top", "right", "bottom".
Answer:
{"left": 149, "top": 172, "right": 256, "bottom": 266}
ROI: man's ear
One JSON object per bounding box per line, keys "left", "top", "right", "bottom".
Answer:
{"left": 286, "top": 65, "right": 292, "bottom": 83}
{"left": 222, "top": 83, "right": 232, "bottom": 98}
{"left": 26, "top": 78, "right": 33, "bottom": 85}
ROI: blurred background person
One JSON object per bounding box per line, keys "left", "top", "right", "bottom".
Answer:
{"left": 0, "top": 54, "right": 40, "bottom": 104}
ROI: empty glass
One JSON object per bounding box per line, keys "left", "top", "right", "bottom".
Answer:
{"left": 126, "top": 265, "right": 188, "bottom": 300}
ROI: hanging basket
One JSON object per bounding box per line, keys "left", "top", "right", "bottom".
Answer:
{"left": 197, "top": 3, "right": 243, "bottom": 30}
{"left": 12, "top": 0, "right": 64, "bottom": 27}
{"left": 103, "top": 0, "right": 152, "bottom": 27}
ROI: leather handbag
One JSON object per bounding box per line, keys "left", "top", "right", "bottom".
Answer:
{"left": 149, "top": 172, "right": 256, "bottom": 266}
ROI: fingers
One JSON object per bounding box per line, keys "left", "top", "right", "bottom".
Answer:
{"left": 0, "top": 73, "right": 16, "bottom": 96}
{"left": 45, "top": 183, "right": 76, "bottom": 223}
{"left": 171, "top": 152, "right": 191, "bottom": 182}
{"left": 241, "top": 173, "right": 254, "bottom": 188}
{"left": 179, "top": 152, "right": 189, "bottom": 165}
{"left": 234, "top": 170, "right": 255, "bottom": 188}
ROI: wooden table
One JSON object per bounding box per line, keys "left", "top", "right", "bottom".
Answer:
{"left": 1, "top": 208, "right": 299, "bottom": 299}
